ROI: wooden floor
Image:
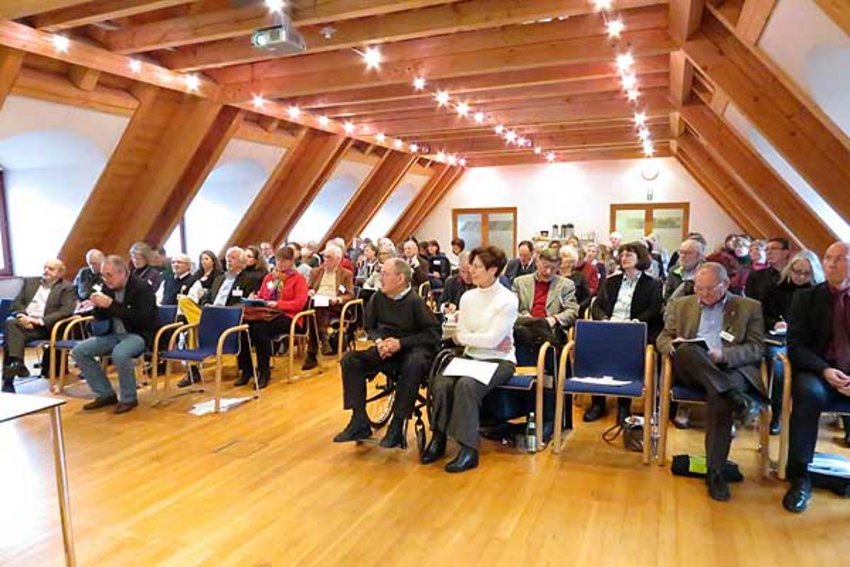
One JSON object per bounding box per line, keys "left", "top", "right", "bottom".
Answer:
{"left": 2, "top": 356, "right": 850, "bottom": 567}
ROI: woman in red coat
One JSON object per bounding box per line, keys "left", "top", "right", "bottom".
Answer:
{"left": 236, "top": 246, "right": 309, "bottom": 389}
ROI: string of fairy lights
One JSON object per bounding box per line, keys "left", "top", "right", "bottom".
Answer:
{"left": 44, "top": 0, "right": 655, "bottom": 166}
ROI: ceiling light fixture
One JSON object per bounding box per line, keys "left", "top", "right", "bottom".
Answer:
{"left": 606, "top": 18, "right": 625, "bottom": 38}
{"left": 362, "top": 46, "right": 382, "bottom": 69}
{"left": 413, "top": 77, "right": 426, "bottom": 91}
{"left": 52, "top": 34, "right": 70, "bottom": 53}
{"left": 128, "top": 58, "right": 142, "bottom": 73}
{"left": 435, "top": 90, "right": 450, "bottom": 107}
{"left": 343, "top": 122, "right": 356, "bottom": 134}
{"left": 287, "top": 105, "right": 301, "bottom": 119}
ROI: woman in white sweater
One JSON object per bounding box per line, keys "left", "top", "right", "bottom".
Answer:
{"left": 422, "top": 245, "right": 518, "bottom": 473}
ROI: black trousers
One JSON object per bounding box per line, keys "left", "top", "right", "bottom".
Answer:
{"left": 4, "top": 318, "right": 49, "bottom": 362}
{"left": 430, "top": 359, "right": 516, "bottom": 449}
{"left": 340, "top": 346, "right": 433, "bottom": 420}
{"left": 673, "top": 344, "right": 752, "bottom": 471}
{"left": 307, "top": 306, "right": 341, "bottom": 355}
{"left": 786, "top": 370, "right": 850, "bottom": 480}
{"left": 237, "top": 314, "right": 293, "bottom": 374}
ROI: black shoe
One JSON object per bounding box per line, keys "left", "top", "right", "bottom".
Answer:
{"left": 15, "top": 362, "right": 30, "bottom": 378}
{"left": 729, "top": 389, "right": 762, "bottom": 427}
{"left": 234, "top": 368, "right": 254, "bottom": 387}
{"left": 706, "top": 469, "right": 731, "bottom": 502}
{"left": 770, "top": 415, "right": 781, "bottom": 436}
{"left": 83, "top": 394, "right": 118, "bottom": 410}
{"left": 617, "top": 404, "right": 630, "bottom": 426}
{"left": 1, "top": 377, "right": 15, "bottom": 393}
{"left": 177, "top": 366, "right": 203, "bottom": 388}
{"left": 114, "top": 400, "right": 138, "bottom": 414}
{"left": 333, "top": 417, "right": 372, "bottom": 443}
{"left": 782, "top": 478, "right": 812, "bottom": 513}
{"left": 379, "top": 419, "right": 405, "bottom": 449}
{"left": 445, "top": 446, "right": 479, "bottom": 473}
{"left": 583, "top": 401, "right": 607, "bottom": 422}
{"left": 257, "top": 371, "right": 270, "bottom": 390}
{"left": 301, "top": 355, "right": 318, "bottom": 371}
{"left": 2, "top": 365, "right": 15, "bottom": 381}
{"left": 421, "top": 432, "right": 447, "bottom": 464}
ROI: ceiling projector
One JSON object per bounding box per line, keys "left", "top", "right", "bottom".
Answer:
{"left": 251, "top": 20, "right": 306, "bottom": 54}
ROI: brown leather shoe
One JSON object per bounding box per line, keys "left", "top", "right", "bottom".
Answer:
{"left": 83, "top": 394, "right": 118, "bottom": 410}
{"left": 113, "top": 400, "right": 138, "bottom": 414}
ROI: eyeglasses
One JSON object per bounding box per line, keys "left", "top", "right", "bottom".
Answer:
{"left": 791, "top": 269, "right": 812, "bottom": 277}
{"left": 694, "top": 282, "right": 724, "bottom": 293}
{"left": 766, "top": 246, "right": 785, "bottom": 252}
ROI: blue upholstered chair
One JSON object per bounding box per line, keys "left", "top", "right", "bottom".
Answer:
{"left": 155, "top": 306, "right": 249, "bottom": 413}
{"left": 553, "top": 320, "right": 656, "bottom": 464}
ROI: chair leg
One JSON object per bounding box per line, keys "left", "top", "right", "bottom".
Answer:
{"left": 288, "top": 333, "right": 296, "bottom": 384}
{"left": 49, "top": 345, "right": 58, "bottom": 394}
{"left": 214, "top": 359, "right": 222, "bottom": 414}
{"left": 642, "top": 393, "right": 652, "bottom": 466}
{"left": 759, "top": 408, "right": 771, "bottom": 479}
{"left": 553, "top": 381, "right": 565, "bottom": 455}
{"left": 778, "top": 366, "right": 793, "bottom": 480}
{"left": 657, "top": 389, "right": 670, "bottom": 466}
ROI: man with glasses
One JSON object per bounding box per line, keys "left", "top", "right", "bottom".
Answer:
{"left": 657, "top": 263, "right": 766, "bottom": 502}
{"left": 512, "top": 248, "right": 578, "bottom": 348}
{"left": 333, "top": 258, "right": 440, "bottom": 448}
{"left": 72, "top": 255, "right": 158, "bottom": 414}
{"left": 664, "top": 238, "right": 705, "bottom": 303}
{"left": 745, "top": 237, "right": 791, "bottom": 307}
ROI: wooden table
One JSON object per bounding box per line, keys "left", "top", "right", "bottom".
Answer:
{"left": 0, "top": 393, "right": 75, "bottom": 566}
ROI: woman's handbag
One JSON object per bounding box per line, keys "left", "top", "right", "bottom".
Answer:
{"left": 242, "top": 306, "right": 281, "bottom": 322}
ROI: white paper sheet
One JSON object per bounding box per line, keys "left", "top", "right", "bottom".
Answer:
{"left": 568, "top": 376, "right": 631, "bottom": 386}
{"left": 442, "top": 357, "right": 499, "bottom": 385}
{"left": 313, "top": 294, "right": 331, "bottom": 307}
{"left": 189, "top": 396, "right": 254, "bottom": 416}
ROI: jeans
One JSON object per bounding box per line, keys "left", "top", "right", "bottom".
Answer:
{"left": 72, "top": 334, "right": 146, "bottom": 402}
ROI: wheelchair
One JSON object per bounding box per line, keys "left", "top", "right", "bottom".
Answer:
{"left": 363, "top": 347, "right": 456, "bottom": 453}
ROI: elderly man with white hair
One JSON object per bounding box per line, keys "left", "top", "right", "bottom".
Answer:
{"left": 202, "top": 246, "right": 261, "bottom": 307}
{"left": 303, "top": 243, "right": 355, "bottom": 370}
{"left": 73, "top": 248, "right": 104, "bottom": 301}
{"left": 2, "top": 259, "right": 77, "bottom": 392}
{"left": 664, "top": 238, "right": 706, "bottom": 303}
{"left": 156, "top": 253, "right": 198, "bottom": 306}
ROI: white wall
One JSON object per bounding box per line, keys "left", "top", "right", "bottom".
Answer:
{"left": 0, "top": 96, "right": 129, "bottom": 276}
{"left": 361, "top": 171, "right": 429, "bottom": 240}
{"left": 416, "top": 157, "right": 740, "bottom": 254}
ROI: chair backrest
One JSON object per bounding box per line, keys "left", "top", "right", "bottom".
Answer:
{"left": 0, "top": 277, "right": 24, "bottom": 300}
{"left": 0, "top": 298, "right": 13, "bottom": 322}
{"left": 573, "top": 320, "right": 647, "bottom": 382}
{"left": 197, "top": 306, "right": 243, "bottom": 354}
{"left": 157, "top": 305, "right": 179, "bottom": 327}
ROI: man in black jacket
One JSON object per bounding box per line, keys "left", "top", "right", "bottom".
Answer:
{"left": 744, "top": 237, "right": 790, "bottom": 307}
{"left": 438, "top": 252, "right": 473, "bottom": 312}
{"left": 334, "top": 258, "right": 440, "bottom": 448}
{"left": 72, "top": 255, "right": 158, "bottom": 414}
{"left": 784, "top": 241, "right": 850, "bottom": 513}
{"left": 2, "top": 259, "right": 77, "bottom": 392}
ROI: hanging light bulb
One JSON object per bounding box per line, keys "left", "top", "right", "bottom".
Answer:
{"left": 128, "top": 58, "right": 142, "bottom": 74}
{"left": 409, "top": 143, "right": 419, "bottom": 153}
{"left": 287, "top": 105, "right": 301, "bottom": 119}
{"left": 393, "top": 138, "right": 404, "bottom": 149}
{"left": 458, "top": 158, "right": 468, "bottom": 167}
{"left": 447, "top": 155, "right": 458, "bottom": 166}
{"left": 592, "top": 0, "right": 612, "bottom": 11}
{"left": 375, "top": 132, "right": 386, "bottom": 143}
{"left": 545, "top": 151, "right": 557, "bottom": 162}
{"left": 51, "top": 34, "right": 70, "bottom": 53}
{"left": 504, "top": 130, "right": 518, "bottom": 144}
{"left": 265, "top": 0, "right": 285, "bottom": 12}
{"left": 633, "top": 111, "right": 647, "bottom": 127}
{"left": 456, "top": 102, "right": 470, "bottom": 116}
{"left": 436, "top": 151, "right": 447, "bottom": 162}
{"left": 638, "top": 127, "right": 651, "bottom": 141}
{"left": 494, "top": 124, "right": 505, "bottom": 134}
{"left": 251, "top": 94, "right": 265, "bottom": 108}
{"left": 516, "top": 136, "right": 528, "bottom": 147}
{"left": 643, "top": 140, "right": 655, "bottom": 156}
{"left": 626, "top": 88, "right": 640, "bottom": 102}
{"left": 317, "top": 115, "right": 330, "bottom": 127}
{"left": 533, "top": 146, "right": 543, "bottom": 155}
{"left": 184, "top": 74, "right": 200, "bottom": 92}
{"left": 615, "top": 52, "right": 634, "bottom": 72}
{"left": 343, "top": 121, "right": 356, "bottom": 134}
{"left": 362, "top": 46, "right": 382, "bottom": 69}
{"left": 473, "top": 112, "right": 485, "bottom": 124}
{"left": 621, "top": 74, "right": 637, "bottom": 90}
{"left": 413, "top": 77, "right": 426, "bottom": 90}
{"left": 435, "top": 90, "right": 450, "bottom": 107}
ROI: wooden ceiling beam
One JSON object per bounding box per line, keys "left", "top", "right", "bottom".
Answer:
{"left": 1, "top": 0, "right": 91, "bottom": 20}
{"left": 157, "top": 0, "right": 666, "bottom": 71}
{"left": 684, "top": 15, "right": 850, "bottom": 220}
{"left": 735, "top": 0, "right": 777, "bottom": 45}
{"left": 216, "top": 10, "right": 673, "bottom": 101}
{"left": 814, "top": 0, "right": 850, "bottom": 36}
{"left": 467, "top": 146, "right": 673, "bottom": 167}
{"left": 669, "top": 50, "right": 693, "bottom": 106}
{"left": 226, "top": 128, "right": 351, "bottom": 247}
{"left": 675, "top": 147, "right": 765, "bottom": 238}
{"left": 406, "top": 167, "right": 465, "bottom": 235}
{"left": 358, "top": 94, "right": 672, "bottom": 136}
{"left": 145, "top": 105, "right": 245, "bottom": 246}
{"left": 31, "top": 0, "right": 192, "bottom": 32}
{"left": 0, "top": 20, "right": 217, "bottom": 96}
{"left": 322, "top": 151, "right": 418, "bottom": 244}
{"left": 287, "top": 56, "right": 671, "bottom": 109}
{"left": 12, "top": 66, "right": 139, "bottom": 114}
{"left": 387, "top": 164, "right": 450, "bottom": 242}
{"left": 67, "top": 64, "right": 100, "bottom": 91}
{"left": 0, "top": 47, "right": 25, "bottom": 112}
{"left": 669, "top": 0, "right": 705, "bottom": 44}
{"left": 680, "top": 103, "right": 835, "bottom": 250}
{"left": 291, "top": 0, "right": 467, "bottom": 27}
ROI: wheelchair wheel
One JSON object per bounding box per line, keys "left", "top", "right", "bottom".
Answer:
{"left": 365, "top": 372, "right": 395, "bottom": 429}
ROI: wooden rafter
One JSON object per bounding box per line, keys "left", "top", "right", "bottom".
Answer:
{"left": 31, "top": 0, "right": 191, "bottom": 32}
{"left": 680, "top": 104, "right": 835, "bottom": 250}
{"left": 12, "top": 66, "right": 139, "bottom": 115}
{"left": 684, "top": 15, "right": 850, "bottom": 221}
{"left": 226, "top": 128, "right": 351, "bottom": 247}
{"left": 406, "top": 167, "right": 465, "bottom": 235}
{"left": 814, "top": 0, "right": 850, "bottom": 36}
{"left": 0, "top": 1, "right": 90, "bottom": 20}
{"left": 736, "top": 0, "right": 777, "bottom": 45}
{"left": 322, "top": 151, "right": 418, "bottom": 244}
{"left": 669, "top": 0, "right": 705, "bottom": 44}
{"left": 0, "top": 46, "right": 24, "bottom": 111}
{"left": 388, "top": 164, "right": 452, "bottom": 242}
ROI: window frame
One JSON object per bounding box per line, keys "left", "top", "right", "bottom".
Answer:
{"left": 0, "top": 169, "right": 14, "bottom": 276}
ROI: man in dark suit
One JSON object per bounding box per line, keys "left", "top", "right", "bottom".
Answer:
{"left": 438, "top": 252, "right": 473, "bottom": 312}
{"left": 2, "top": 259, "right": 77, "bottom": 392}
{"left": 203, "top": 247, "right": 261, "bottom": 307}
{"left": 657, "top": 262, "right": 766, "bottom": 502}
{"left": 744, "top": 237, "right": 790, "bottom": 306}
{"left": 783, "top": 241, "right": 850, "bottom": 513}
{"left": 504, "top": 240, "right": 536, "bottom": 284}
{"left": 72, "top": 256, "right": 158, "bottom": 414}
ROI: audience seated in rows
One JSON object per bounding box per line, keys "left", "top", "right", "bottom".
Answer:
{"left": 2, "top": 259, "right": 76, "bottom": 392}
{"left": 303, "top": 244, "right": 354, "bottom": 370}
{"left": 558, "top": 246, "right": 591, "bottom": 313}
{"left": 438, "top": 251, "right": 473, "bottom": 312}
{"left": 401, "top": 239, "right": 430, "bottom": 288}
{"left": 575, "top": 242, "right": 604, "bottom": 297}
{"left": 504, "top": 240, "right": 535, "bottom": 284}
{"left": 745, "top": 238, "right": 791, "bottom": 306}
{"left": 664, "top": 238, "right": 705, "bottom": 303}
{"left": 155, "top": 253, "right": 197, "bottom": 306}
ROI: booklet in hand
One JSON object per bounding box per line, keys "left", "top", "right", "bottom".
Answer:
{"left": 672, "top": 338, "right": 709, "bottom": 350}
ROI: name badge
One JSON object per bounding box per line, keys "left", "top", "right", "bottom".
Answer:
{"left": 433, "top": 259, "right": 441, "bottom": 265}
{"left": 719, "top": 330, "right": 735, "bottom": 343}
{"left": 267, "top": 281, "right": 276, "bottom": 290}
{"left": 232, "top": 288, "right": 243, "bottom": 297}
{"left": 338, "top": 285, "right": 347, "bottom": 294}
